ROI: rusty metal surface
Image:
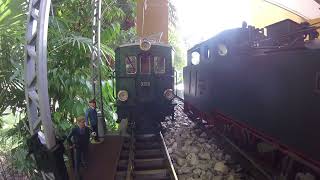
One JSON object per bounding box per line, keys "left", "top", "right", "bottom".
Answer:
{"left": 82, "top": 135, "right": 124, "bottom": 180}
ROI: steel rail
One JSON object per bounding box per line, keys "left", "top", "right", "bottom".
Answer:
{"left": 216, "top": 130, "right": 273, "bottom": 180}
{"left": 125, "top": 132, "right": 134, "bottom": 180}
{"left": 116, "top": 132, "right": 178, "bottom": 180}
{"left": 160, "top": 131, "right": 178, "bottom": 180}
{"left": 177, "top": 98, "right": 272, "bottom": 179}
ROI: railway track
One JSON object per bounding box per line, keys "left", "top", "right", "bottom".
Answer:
{"left": 115, "top": 132, "right": 178, "bottom": 180}
{"left": 178, "top": 97, "right": 319, "bottom": 180}
{"left": 173, "top": 97, "right": 270, "bottom": 180}
{"left": 206, "top": 128, "right": 271, "bottom": 180}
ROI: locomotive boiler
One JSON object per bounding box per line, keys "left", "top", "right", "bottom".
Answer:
{"left": 183, "top": 19, "right": 320, "bottom": 178}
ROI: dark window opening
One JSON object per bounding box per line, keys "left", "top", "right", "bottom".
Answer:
{"left": 140, "top": 54, "right": 151, "bottom": 74}
{"left": 125, "top": 56, "right": 137, "bottom": 74}
{"left": 154, "top": 56, "right": 166, "bottom": 74}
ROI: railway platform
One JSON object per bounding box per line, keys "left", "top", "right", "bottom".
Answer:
{"left": 68, "top": 135, "right": 124, "bottom": 180}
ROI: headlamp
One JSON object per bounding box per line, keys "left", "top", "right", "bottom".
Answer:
{"left": 140, "top": 39, "right": 151, "bottom": 51}
{"left": 164, "top": 89, "right": 174, "bottom": 100}
{"left": 118, "top": 90, "right": 129, "bottom": 102}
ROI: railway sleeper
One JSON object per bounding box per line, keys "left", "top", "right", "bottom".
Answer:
{"left": 135, "top": 149, "right": 163, "bottom": 159}
{"left": 116, "top": 133, "right": 177, "bottom": 180}
{"left": 134, "top": 158, "right": 167, "bottom": 170}
{"left": 116, "top": 169, "right": 171, "bottom": 180}
{"left": 133, "top": 169, "right": 171, "bottom": 180}
{"left": 135, "top": 142, "right": 161, "bottom": 150}
{"left": 117, "top": 157, "right": 167, "bottom": 171}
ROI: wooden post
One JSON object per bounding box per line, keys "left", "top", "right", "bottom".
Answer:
{"left": 136, "top": 0, "right": 168, "bottom": 43}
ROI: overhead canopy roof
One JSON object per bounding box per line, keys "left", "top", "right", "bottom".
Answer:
{"left": 265, "top": 0, "right": 320, "bottom": 20}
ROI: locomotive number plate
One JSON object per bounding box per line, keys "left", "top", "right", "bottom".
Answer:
{"left": 141, "top": 81, "right": 150, "bottom": 87}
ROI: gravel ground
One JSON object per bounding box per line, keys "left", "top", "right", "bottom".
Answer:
{"left": 162, "top": 102, "right": 245, "bottom": 180}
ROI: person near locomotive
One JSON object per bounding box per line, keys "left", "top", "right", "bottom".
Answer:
{"left": 67, "top": 116, "right": 91, "bottom": 171}
{"left": 85, "top": 99, "right": 99, "bottom": 142}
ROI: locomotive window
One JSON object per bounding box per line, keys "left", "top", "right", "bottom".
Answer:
{"left": 205, "top": 46, "right": 210, "bottom": 59}
{"left": 154, "top": 56, "right": 165, "bottom": 74}
{"left": 125, "top": 56, "right": 137, "bottom": 74}
{"left": 140, "top": 55, "right": 151, "bottom": 74}
{"left": 191, "top": 52, "right": 200, "bottom": 65}
{"left": 217, "top": 44, "right": 228, "bottom": 56}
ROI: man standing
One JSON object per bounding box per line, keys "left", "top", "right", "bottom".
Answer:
{"left": 85, "top": 99, "right": 99, "bottom": 142}
{"left": 67, "top": 116, "right": 91, "bottom": 174}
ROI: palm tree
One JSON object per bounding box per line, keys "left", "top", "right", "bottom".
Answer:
{"left": 0, "top": 0, "right": 136, "bottom": 178}
{"left": 0, "top": 0, "right": 27, "bottom": 117}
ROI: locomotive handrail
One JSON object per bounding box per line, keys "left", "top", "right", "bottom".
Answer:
{"left": 174, "top": 69, "right": 178, "bottom": 95}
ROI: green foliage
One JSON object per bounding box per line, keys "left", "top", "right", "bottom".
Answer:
{"left": 46, "top": 0, "right": 136, "bottom": 134}
{"left": 168, "top": 0, "right": 177, "bottom": 28}
{"left": 0, "top": 0, "right": 27, "bottom": 36}
{"left": 168, "top": 0, "right": 186, "bottom": 83}
{"left": 0, "top": 115, "right": 40, "bottom": 178}
{"left": 169, "top": 30, "right": 186, "bottom": 72}
{"left": 0, "top": 0, "right": 26, "bottom": 117}
{"left": 102, "top": 79, "right": 119, "bottom": 131}
{"left": 0, "top": 0, "right": 136, "bottom": 177}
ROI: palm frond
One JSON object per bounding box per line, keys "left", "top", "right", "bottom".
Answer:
{"left": 51, "top": 34, "right": 115, "bottom": 61}
{"left": 0, "top": 0, "right": 27, "bottom": 35}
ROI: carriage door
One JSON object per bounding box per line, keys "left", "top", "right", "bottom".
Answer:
{"left": 136, "top": 53, "right": 155, "bottom": 102}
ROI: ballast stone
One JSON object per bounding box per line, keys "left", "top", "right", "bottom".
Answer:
{"left": 162, "top": 102, "right": 245, "bottom": 180}
{"left": 214, "top": 161, "right": 229, "bottom": 173}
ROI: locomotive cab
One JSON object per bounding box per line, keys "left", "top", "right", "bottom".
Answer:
{"left": 115, "top": 42, "right": 174, "bottom": 133}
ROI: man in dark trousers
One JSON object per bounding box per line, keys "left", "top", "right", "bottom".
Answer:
{"left": 67, "top": 116, "right": 91, "bottom": 173}
{"left": 85, "top": 99, "right": 99, "bottom": 142}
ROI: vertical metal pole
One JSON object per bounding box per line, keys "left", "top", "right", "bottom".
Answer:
{"left": 92, "top": 0, "right": 105, "bottom": 136}
{"left": 24, "top": 0, "right": 56, "bottom": 149}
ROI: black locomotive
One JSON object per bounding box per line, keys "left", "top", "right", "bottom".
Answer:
{"left": 184, "top": 19, "right": 320, "bottom": 178}
{"left": 115, "top": 40, "right": 175, "bottom": 134}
